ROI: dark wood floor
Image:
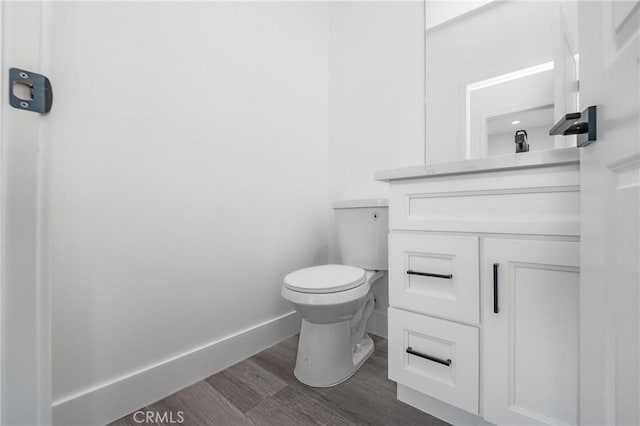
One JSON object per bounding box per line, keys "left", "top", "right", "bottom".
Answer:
{"left": 109, "top": 334, "right": 449, "bottom": 426}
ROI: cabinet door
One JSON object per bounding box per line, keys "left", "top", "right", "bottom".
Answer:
{"left": 483, "top": 239, "right": 579, "bottom": 426}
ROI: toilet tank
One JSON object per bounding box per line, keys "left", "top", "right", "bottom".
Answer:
{"left": 333, "top": 198, "right": 388, "bottom": 270}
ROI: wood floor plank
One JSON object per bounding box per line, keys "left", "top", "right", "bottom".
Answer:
{"left": 249, "top": 334, "right": 446, "bottom": 426}
{"left": 108, "top": 334, "right": 450, "bottom": 426}
{"left": 108, "top": 411, "right": 143, "bottom": 426}
{"left": 318, "top": 368, "right": 447, "bottom": 426}
{"left": 145, "top": 381, "right": 252, "bottom": 426}
{"left": 206, "top": 358, "right": 288, "bottom": 413}
{"left": 285, "top": 334, "right": 445, "bottom": 426}
{"left": 245, "top": 386, "right": 354, "bottom": 426}
{"left": 249, "top": 340, "right": 304, "bottom": 388}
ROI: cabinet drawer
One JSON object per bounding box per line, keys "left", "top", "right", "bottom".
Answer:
{"left": 389, "top": 233, "right": 479, "bottom": 323}
{"left": 388, "top": 170, "right": 581, "bottom": 236}
{"left": 388, "top": 308, "right": 479, "bottom": 415}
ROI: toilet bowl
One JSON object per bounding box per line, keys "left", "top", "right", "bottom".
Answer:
{"left": 281, "top": 198, "right": 389, "bottom": 387}
{"left": 282, "top": 264, "right": 384, "bottom": 387}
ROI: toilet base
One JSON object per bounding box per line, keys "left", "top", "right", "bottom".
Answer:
{"left": 294, "top": 318, "right": 375, "bottom": 388}
{"left": 352, "top": 334, "right": 374, "bottom": 371}
{"left": 298, "top": 335, "right": 374, "bottom": 388}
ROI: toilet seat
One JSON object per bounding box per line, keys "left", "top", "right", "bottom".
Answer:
{"left": 284, "top": 264, "right": 366, "bottom": 294}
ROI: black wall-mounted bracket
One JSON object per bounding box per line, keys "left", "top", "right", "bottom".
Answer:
{"left": 9, "top": 68, "right": 53, "bottom": 114}
{"left": 549, "top": 105, "right": 597, "bottom": 147}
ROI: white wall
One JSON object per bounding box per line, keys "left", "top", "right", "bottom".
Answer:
{"left": 40, "top": 1, "right": 425, "bottom": 422}
{"left": 425, "top": 1, "right": 554, "bottom": 163}
{"left": 43, "top": 1, "right": 330, "bottom": 418}
{"left": 328, "top": 1, "right": 425, "bottom": 333}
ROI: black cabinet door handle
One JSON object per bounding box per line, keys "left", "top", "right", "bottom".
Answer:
{"left": 493, "top": 263, "right": 499, "bottom": 314}
{"left": 406, "top": 270, "right": 452, "bottom": 279}
{"left": 406, "top": 347, "right": 452, "bottom": 366}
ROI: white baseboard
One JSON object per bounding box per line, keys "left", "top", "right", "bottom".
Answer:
{"left": 367, "top": 308, "right": 388, "bottom": 339}
{"left": 397, "top": 384, "right": 491, "bottom": 426}
{"left": 52, "top": 312, "right": 301, "bottom": 426}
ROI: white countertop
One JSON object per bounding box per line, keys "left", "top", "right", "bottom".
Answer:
{"left": 375, "top": 148, "right": 580, "bottom": 182}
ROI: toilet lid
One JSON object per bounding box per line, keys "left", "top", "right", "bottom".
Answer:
{"left": 284, "top": 264, "right": 366, "bottom": 294}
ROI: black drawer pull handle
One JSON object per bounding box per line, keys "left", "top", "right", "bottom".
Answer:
{"left": 406, "top": 347, "right": 452, "bottom": 366}
{"left": 493, "top": 263, "right": 499, "bottom": 314}
{"left": 406, "top": 270, "right": 452, "bottom": 279}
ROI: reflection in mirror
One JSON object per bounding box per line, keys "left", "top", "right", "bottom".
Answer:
{"left": 467, "top": 62, "right": 555, "bottom": 158}
{"left": 425, "top": 1, "right": 580, "bottom": 161}
{"left": 487, "top": 105, "right": 555, "bottom": 156}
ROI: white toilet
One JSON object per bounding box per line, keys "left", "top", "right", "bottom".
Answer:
{"left": 281, "top": 198, "right": 388, "bottom": 387}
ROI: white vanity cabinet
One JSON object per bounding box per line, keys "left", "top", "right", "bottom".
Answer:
{"left": 377, "top": 149, "right": 581, "bottom": 426}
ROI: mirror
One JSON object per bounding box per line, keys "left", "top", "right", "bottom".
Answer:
{"left": 425, "top": 1, "right": 580, "bottom": 160}
{"left": 487, "top": 105, "right": 555, "bottom": 156}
